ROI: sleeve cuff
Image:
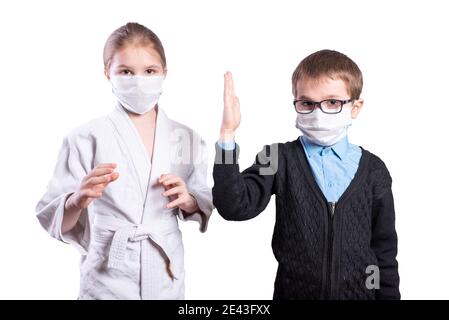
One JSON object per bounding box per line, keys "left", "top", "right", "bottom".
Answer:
{"left": 217, "top": 139, "right": 236, "bottom": 151}
{"left": 37, "top": 192, "right": 89, "bottom": 255}
{"left": 215, "top": 142, "right": 240, "bottom": 165}
{"left": 177, "top": 192, "right": 213, "bottom": 233}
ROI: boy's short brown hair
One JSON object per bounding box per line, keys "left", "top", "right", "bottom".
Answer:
{"left": 292, "top": 49, "right": 363, "bottom": 99}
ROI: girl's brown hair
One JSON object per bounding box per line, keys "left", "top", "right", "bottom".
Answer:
{"left": 103, "top": 22, "right": 167, "bottom": 71}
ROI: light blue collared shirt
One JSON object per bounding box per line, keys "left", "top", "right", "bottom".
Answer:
{"left": 217, "top": 140, "right": 236, "bottom": 150}
{"left": 299, "top": 135, "right": 362, "bottom": 202}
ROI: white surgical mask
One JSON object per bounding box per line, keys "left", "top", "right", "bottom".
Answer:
{"left": 110, "top": 75, "right": 164, "bottom": 114}
{"left": 295, "top": 106, "right": 353, "bottom": 146}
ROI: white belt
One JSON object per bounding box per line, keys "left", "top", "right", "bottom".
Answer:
{"left": 93, "top": 214, "right": 179, "bottom": 275}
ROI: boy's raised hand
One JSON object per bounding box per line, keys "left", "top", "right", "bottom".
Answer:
{"left": 220, "top": 71, "right": 240, "bottom": 141}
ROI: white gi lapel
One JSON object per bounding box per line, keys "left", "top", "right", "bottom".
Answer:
{"left": 142, "top": 105, "right": 174, "bottom": 223}
{"left": 139, "top": 106, "right": 181, "bottom": 298}
{"left": 108, "top": 103, "right": 151, "bottom": 203}
{"left": 107, "top": 104, "right": 181, "bottom": 299}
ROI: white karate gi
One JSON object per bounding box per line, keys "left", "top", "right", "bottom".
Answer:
{"left": 36, "top": 104, "right": 213, "bottom": 299}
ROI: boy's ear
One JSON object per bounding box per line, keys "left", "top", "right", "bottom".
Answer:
{"left": 104, "top": 69, "right": 110, "bottom": 80}
{"left": 351, "top": 99, "right": 364, "bottom": 119}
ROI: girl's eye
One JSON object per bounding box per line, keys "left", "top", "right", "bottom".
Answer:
{"left": 121, "top": 70, "right": 132, "bottom": 75}
{"left": 329, "top": 99, "right": 338, "bottom": 105}
{"left": 302, "top": 101, "right": 314, "bottom": 106}
{"left": 146, "top": 69, "right": 156, "bottom": 74}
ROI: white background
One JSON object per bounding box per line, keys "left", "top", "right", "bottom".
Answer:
{"left": 0, "top": 0, "right": 448, "bottom": 299}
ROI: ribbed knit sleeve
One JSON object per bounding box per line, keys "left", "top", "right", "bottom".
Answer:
{"left": 212, "top": 142, "right": 277, "bottom": 221}
{"left": 371, "top": 159, "right": 400, "bottom": 300}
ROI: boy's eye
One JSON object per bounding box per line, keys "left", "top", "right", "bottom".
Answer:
{"left": 328, "top": 99, "right": 338, "bottom": 105}
{"left": 146, "top": 69, "right": 156, "bottom": 74}
{"left": 302, "top": 101, "right": 314, "bottom": 106}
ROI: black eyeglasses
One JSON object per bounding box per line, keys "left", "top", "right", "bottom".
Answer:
{"left": 293, "top": 99, "right": 353, "bottom": 114}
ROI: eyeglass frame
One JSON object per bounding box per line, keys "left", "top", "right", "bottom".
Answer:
{"left": 293, "top": 98, "right": 354, "bottom": 114}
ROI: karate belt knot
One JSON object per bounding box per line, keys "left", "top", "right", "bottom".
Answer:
{"left": 94, "top": 214, "right": 179, "bottom": 275}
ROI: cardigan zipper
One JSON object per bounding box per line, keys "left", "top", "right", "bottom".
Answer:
{"left": 325, "top": 201, "right": 336, "bottom": 299}
{"left": 294, "top": 140, "right": 369, "bottom": 299}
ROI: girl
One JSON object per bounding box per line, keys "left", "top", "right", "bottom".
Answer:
{"left": 36, "top": 22, "right": 213, "bottom": 300}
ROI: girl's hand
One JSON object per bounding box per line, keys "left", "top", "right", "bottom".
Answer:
{"left": 220, "top": 71, "right": 241, "bottom": 141}
{"left": 159, "top": 173, "right": 199, "bottom": 214}
{"left": 66, "top": 163, "right": 119, "bottom": 210}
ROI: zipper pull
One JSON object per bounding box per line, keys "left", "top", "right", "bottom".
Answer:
{"left": 330, "top": 202, "right": 336, "bottom": 216}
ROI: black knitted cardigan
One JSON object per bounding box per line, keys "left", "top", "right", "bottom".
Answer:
{"left": 212, "top": 138, "right": 400, "bottom": 300}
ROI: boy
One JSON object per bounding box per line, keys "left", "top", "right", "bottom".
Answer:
{"left": 213, "top": 50, "right": 400, "bottom": 299}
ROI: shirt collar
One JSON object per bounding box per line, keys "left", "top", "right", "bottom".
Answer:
{"left": 300, "top": 135, "right": 349, "bottom": 161}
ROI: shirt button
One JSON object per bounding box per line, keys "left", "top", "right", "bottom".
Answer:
{"left": 328, "top": 182, "right": 333, "bottom": 188}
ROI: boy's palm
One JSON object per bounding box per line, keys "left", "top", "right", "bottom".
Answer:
{"left": 221, "top": 71, "right": 240, "bottom": 134}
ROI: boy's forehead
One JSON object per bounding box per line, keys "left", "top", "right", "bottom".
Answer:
{"left": 296, "top": 76, "right": 350, "bottom": 99}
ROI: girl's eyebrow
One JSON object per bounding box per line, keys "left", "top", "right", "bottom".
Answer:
{"left": 146, "top": 64, "right": 162, "bottom": 69}
{"left": 116, "top": 64, "right": 133, "bottom": 69}
{"left": 116, "top": 64, "right": 162, "bottom": 69}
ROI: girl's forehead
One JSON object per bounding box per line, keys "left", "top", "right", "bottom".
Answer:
{"left": 112, "top": 44, "right": 162, "bottom": 67}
